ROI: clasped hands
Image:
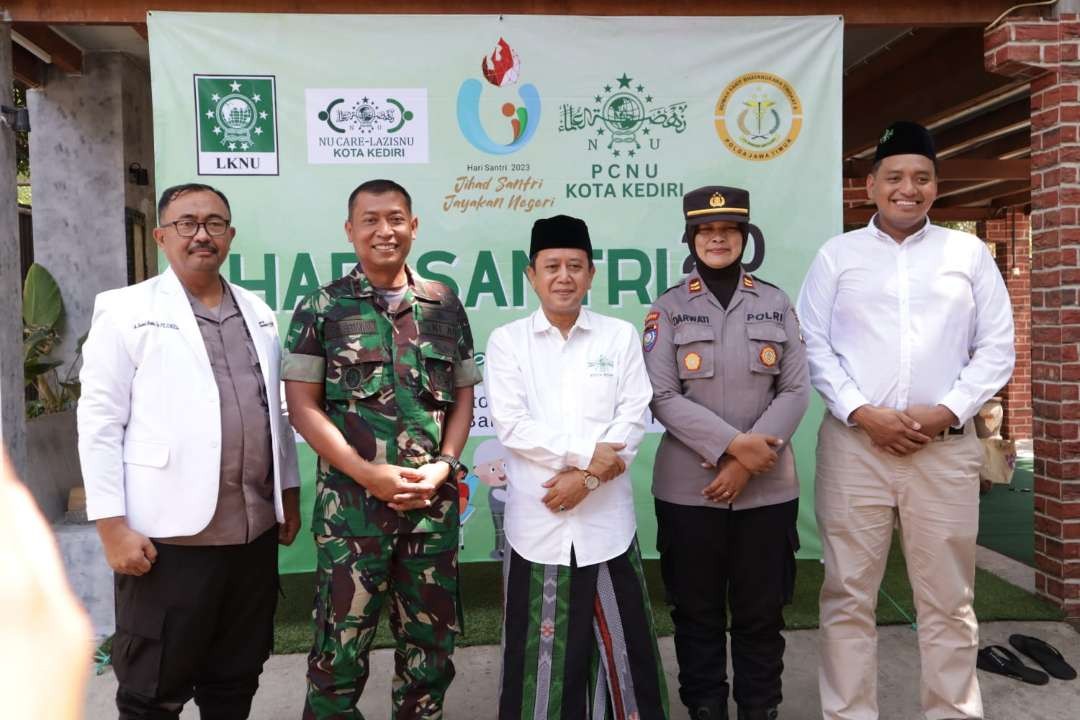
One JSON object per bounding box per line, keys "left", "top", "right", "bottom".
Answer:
{"left": 540, "top": 442, "right": 626, "bottom": 515}
{"left": 363, "top": 460, "right": 453, "bottom": 511}
{"left": 849, "top": 404, "right": 959, "bottom": 457}
{"left": 701, "top": 432, "right": 783, "bottom": 504}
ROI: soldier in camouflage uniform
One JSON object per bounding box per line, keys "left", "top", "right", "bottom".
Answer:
{"left": 283, "top": 179, "right": 481, "bottom": 720}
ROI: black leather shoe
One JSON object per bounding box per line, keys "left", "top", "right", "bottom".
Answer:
{"left": 688, "top": 700, "right": 729, "bottom": 720}
{"left": 736, "top": 707, "right": 778, "bottom": 720}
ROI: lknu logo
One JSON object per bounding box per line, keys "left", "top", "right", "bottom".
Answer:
{"left": 194, "top": 75, "right": 279, "bottom": 176}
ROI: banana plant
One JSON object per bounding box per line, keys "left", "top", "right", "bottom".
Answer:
{"left": 22, "top": 263, "right": 85, "bottom": 418}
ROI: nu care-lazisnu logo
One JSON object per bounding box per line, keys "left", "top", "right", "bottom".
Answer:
{"left": 305, "top": 89, "right": 428, "bottom": 164}
{"left": 194, "top": 75, "right": 278, "bottom": 176}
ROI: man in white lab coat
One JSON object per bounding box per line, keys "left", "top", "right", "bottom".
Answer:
{"left": 78, "top": 183, "right": 301, "bottom": 720}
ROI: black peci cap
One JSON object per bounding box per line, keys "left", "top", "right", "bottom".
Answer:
{"left": 529, "top": 215, "right": 593, "bottom": 257}
{"left": 873, "top": 121, "right": 937, "bottom": 163}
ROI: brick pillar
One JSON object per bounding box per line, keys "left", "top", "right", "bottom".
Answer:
{"left": 843, "top": 177, "right": 865, "bottom": 207}
{"left": 986, "top": 210, "right": 1033, "bottom": 441}
{"left": 986, "top": 13, "right": 1080, "bottom": 618}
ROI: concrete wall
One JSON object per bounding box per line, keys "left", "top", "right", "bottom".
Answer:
{"left": 121, "top": 53, "right": 158, "bottom": 277}
{"left": 28, "top": 52, "right": 156, "bottom": 362}
{"left": 1, "top": 22, "right": 28, "bottom": 479}
{"left": 25, "top": 51, "right": 155, "bottom": 519}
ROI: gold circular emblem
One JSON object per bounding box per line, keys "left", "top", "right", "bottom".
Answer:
{"left": 709, "top": 192, "right": 726, "bottom": 208}
{"left": 684, "top": 352, "right": 702, "bottom": 371}
{"left": 759, "top": 345, "right": 778, "bottom": 367}
{"left": 715, "top": 71, "right": 803, "bottom": 161}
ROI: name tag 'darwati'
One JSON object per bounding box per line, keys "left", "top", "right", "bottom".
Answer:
{"left": 195, "top": 75, "right": 279, "bottom": 176}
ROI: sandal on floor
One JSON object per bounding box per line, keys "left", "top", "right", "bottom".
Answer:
{"left": 977, "top": 645, "right": 1049, "bottom": 685}
{"left": 1009, "top": 634, "right": 1078, "bottom": 681}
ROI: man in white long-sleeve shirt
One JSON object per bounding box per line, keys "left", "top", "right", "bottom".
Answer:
{"left": 485, "top": 215, "right": 669, "bottom": 720}
{"left": 796, "top": 121, "right": 1014, "bottom": 720}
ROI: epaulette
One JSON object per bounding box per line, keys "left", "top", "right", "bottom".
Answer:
{"left": 751, "top": 276, "right": 782, "bottom": 291}
{"left": 658, "top": 279, "right": 686, "bottom": 298}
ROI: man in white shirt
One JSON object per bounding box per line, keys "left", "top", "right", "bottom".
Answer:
{"left": 796, "top": 122, "right": 1015, "bottom": 720}
{"left": 485, "top": 215, "right": 670, "bottom": 720}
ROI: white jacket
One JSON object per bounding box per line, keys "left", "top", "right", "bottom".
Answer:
{"left": 77, "top": 268, "right": 300, "bottom": 538}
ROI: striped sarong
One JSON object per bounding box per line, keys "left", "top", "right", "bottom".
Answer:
{"left": 498, "top": 537, "right": 669, "bottom": 720}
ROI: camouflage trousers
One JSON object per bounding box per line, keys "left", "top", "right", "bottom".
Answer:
{"left": 303, "top": 531, "right": 459, "bottom": 720}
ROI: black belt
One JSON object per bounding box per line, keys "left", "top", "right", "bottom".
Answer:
{"left": 935, "top": 425, "right": 967, "bottom": 441}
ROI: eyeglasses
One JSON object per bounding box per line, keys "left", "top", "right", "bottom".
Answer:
{"left": 163, "top": 219, "right": 231, "bottom": 237}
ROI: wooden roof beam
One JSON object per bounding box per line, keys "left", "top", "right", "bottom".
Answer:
{"left": 935, "top": 179, "right": 1029, "bottom": 207}
{"left": 950, "top": 127, "right": 1030, "bottom": 160}
{"left": 933, "top": 98, "right": 1031, "bottom": 157}
{"left": 991, "top": 189, "right": 1033, "bottom": 209}
{"left": 843, "top": 157, "right": 1030, "bottom": 180}
{"left": 12, "top": 23, "right": 83, "bottom": 74}
{"left": 0, "top": 0, "right": 1023, "bottom": 26}
{"left": 11, "top": 43, "right": 46, "bottom": 88}
{"left": 843, "top": 28, "right": 1020, "bottom": 157}
{"left": 845, "top": 206, "right": 996, "bottom": 224}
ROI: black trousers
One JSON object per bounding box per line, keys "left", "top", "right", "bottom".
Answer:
{"left": 655, "top": 498, "right": 798, "bottom": 712}
{"left": 112, "top": 526, "right": 278, "bottom": 720}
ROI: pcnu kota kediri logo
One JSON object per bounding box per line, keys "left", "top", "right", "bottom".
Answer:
{"left": 456, "top": 38, "right": 541, "bottom": 155}
{"left": 558, "top": 72, "right": 687, "bottom": 158}
{"left": 194, "top": 75, "right": 279, "bottom": 176}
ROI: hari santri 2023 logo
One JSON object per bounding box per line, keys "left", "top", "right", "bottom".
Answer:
{"left": 457, "top": 38, "right": 541, "bottom": 155}
{"left": 194, "top": 75, "right": 279, "bottom": 176}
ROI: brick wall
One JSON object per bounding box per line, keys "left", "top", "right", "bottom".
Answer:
{"left": 986, "top": 13, "right": 1080, "bottom": 618}
{"left": 985, "top": 211, "right": 1033, "bottom": 440}
{"left": 843, "top": 177, "right": 866, "bottom": 207}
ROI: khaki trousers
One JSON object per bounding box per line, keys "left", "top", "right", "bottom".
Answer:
{"left": 815, "top": 414, "right": 985, "bottom": 720}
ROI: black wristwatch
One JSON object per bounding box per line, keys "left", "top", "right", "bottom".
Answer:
{"left": 435, "top": 454, "right": 467, "bottom": 478}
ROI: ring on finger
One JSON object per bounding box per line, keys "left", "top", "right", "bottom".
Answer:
{"left": 558, "top": 504, "right": 567, "bottom": 512}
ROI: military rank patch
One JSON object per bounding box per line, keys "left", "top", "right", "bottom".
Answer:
{"left": 643, "top": 325, "right": 658, "bottom": 352}
{"left": 743, "top": 275, "right": 755, "bottom": 288}
{"left": 759, "top": 345, "right": 778, "bottom": 367}
{"left": 644, "top": 311, "right": 660, "bottom": 324}
{"left": 684, "top": 351, "right": 702, "bottom": 371}
{"left": 688, "top": 278, "right": 702, "bottom": 293}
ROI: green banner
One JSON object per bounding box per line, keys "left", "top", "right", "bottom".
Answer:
{"left": 148, "top": 12, "right": 843, "bottom": 572}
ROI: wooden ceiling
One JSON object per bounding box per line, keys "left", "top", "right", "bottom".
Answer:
{"left": 841, "top": 26, "right": 1033, "bottom": 222}
{"left": 6, "top": 0, "right": 1035, "bottom": 221}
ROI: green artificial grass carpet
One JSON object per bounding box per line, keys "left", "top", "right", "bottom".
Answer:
{"left": 272, "top": 537, "right": 1062, "bottom": 654}
{"left": 977, "top": 456, "right": 1036, "bottom": 567}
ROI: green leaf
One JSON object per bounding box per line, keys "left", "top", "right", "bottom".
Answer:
{"left": 22, "top": 263, "right": 63, "bottom": 329}
{"left": 59, "top": 380, "right": 81, "bottom": 400}
{"left": 24, "top": 360, "right": 62, "bottom": 383}
{"left": 23, "top": 326, "right": 55, "bottom": 363}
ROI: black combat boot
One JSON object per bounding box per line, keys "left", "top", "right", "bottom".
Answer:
{"left": 688, "top": 699, "right": 728, "bottom": 720}
{"left": 736, "top": 706, "right": 778, "bottom": 720}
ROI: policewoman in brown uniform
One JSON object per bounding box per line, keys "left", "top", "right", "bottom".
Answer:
{"left": 643, "top": 186, "right": 810, "bottom": 720}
